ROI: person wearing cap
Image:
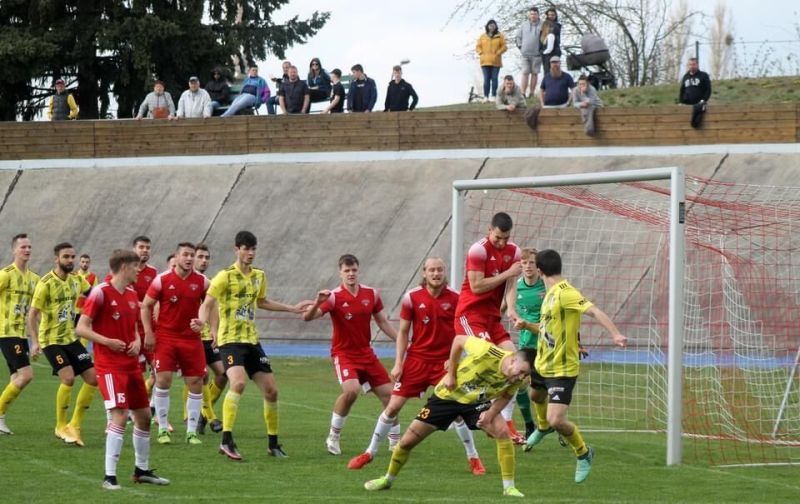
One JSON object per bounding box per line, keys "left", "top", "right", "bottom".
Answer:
{"left": 136, "top": 80, "right": 176, "bottom": 120}
{"left": 206, "top": 68, "right": 231, "bottom": 115}
{"left": 48, "top": 79, "right": 79, "bottom": 121}
{"left": 175, "top": 76, "right": 212, "bottom": 119}
{"left": 539, "top": 56, "right": 574, "bottom": 108}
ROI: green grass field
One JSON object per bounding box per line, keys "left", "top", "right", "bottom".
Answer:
{"left": 1, "top": 356, "right": 799, "bottom": 503}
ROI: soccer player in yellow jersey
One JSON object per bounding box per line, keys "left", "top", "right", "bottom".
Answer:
{"left": 27, "top": 242, "right": 96, "bottom": 446}
{"left": 74, "top": 253, "right": 97, "bottom": 348}
{"left": 364, "top": 335, "right": 535, "bottom": 498}
{"left": 0, "top": 234, "right": 40, "bottom": 435}
{"left": 523, "top": 249, "right": 627, "bottom": 483}
{"left": 193, "top": 231, "right": 312, "bottom": 460}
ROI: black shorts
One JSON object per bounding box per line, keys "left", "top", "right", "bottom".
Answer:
{"left": 219, "top": 343, "right": 272, "bottom": 378}
{"left": 0, "top": 337, "right": 31, "bottom": 374}
{"left": 531, "top": 369, "right": 577, "bottom": 405}
{"left": 415, "top": 395, "right": 492, "bottom": 431}
{"left": 43, "top": 340, "right": 94, "bottom": 376}
{"left": 203, "top": 340, "right": 221, "bottom": 365}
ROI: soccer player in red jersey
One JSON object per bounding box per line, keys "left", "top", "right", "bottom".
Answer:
{"left": 76, "top": 249, "right": 169, "bottom": 490}
{"left": 141, "top": 242, "right": 209, "bottom": 446}
{"left": 454, "top": 212, "right": 526, "bottom": 443}
{"left": 304, "top": 254, "right": 398, "bottom": 456}
{"left": 348, "top": 258, "right": 486, "bottom": 475}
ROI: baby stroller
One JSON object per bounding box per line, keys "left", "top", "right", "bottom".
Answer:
{"left": 564, "top": 34, "right": 617, "bottom": 90}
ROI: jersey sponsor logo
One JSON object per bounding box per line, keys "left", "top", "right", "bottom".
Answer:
{"left": 422, "top": 315, "right": 430, "bottom": 325}
{"left": 547, "top": 386, "right": 565, "bottom": 395}
{"left": 112, "top": 311, "right": 120, "bottom": 320}
{"left": 344, "top": 312, "right": 353, "bottom": 321}
{"left": 234, "top": 304, "right": 255, "bottom": 321}
{"left": 128, "top": 301, "right": 137, "bottom": 310}
{"left": 57, "top": 306, "right": 72, "bottom": 322}
{"left": 144, "top": 276, "right": 152, "bottom": 283}
{"left": 503, "top": 255, "right": 511, "bottom": 262}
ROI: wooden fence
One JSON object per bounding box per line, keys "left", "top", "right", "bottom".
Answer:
{"left": 1, "top": 103, "right": 797, "bottom": 160}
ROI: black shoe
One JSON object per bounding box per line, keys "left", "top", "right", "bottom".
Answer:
{"left": 268, "top": 444, "right": 288, "bottom": 458}
{"left": 132, "top": 467, "right": 170, "bottom": 485}
{"left": 219, "top": 441, "right": 242, "bottom": 461}
{"left": 197, "top": 416, "right": 207, "bottom": 435}
{"left": 209, "top": 419, "right": 223, "bottom": 433}
{"left": 102, "top": 475, "right": 121, "bottom": 490}
{"left": 525, "top": 422, "right": 537, "bottom": 439}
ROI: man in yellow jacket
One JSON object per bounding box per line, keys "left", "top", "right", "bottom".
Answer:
{"left": 476, "top": 19, "right": 507, "bottom": 102}
{"left": 48, "top": 79, "right": 79, "bottom": 121}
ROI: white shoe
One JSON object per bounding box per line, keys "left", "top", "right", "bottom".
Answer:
{"left": 326, "top": 433, "right": 341, "bottom": 455}
{"left": 0, "top": 416, "right": 13, "bottom": 435}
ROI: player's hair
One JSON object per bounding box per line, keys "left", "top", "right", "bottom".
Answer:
{"left": 53, "top": 242, "right": 74, "bottom": 256}
{"left": 688, "top": 57, "right": 698, "bottom": 63}
{"left": 503, "top": 74, "right": 514, "bottom": 82}
{"left": 419, "top": 257, "right": 447, "bottom": 286}
{"left": 516, "top": 347, "right": 537, "bottom": 369}
{"left": 235, "top": 230, "right": 257, "bottom": 248}
{"left": 79, "top": 253, "right": 90, "bottom": 260}
{"left": 535, "top": 249, "right": 562, "bottom": 276}
{"left": 175, "top": 241, "right": 195, "bottom": 252}
{"left": 520, "top": 248, "right": 538, "bottom": 260}
{"left": 195, "top": 242, "right": 209, "bottom": 254}
{"left": 109, "top": 249, "right": 140, "bottom": 273}
{"left": 529, "top": 6, "right": 539, "bottom": 13}
{"left": 338, "top": 254, "right": 359, "bottom": 268}
{"left": 132, "top": 235, "right": 151, "bottom": 246}
{"left": 351, "top": 63, "right": 364, "bottom": 73}
{"left": 578, "top": 74, "right": 589, "bottom": 82}
{"left": 11, "top": 233, "right": 28, "bottom": 249}
{"left": 490, "top": 212, "right": 513, "bottom": 232}
{"left": 166, "top": 254, "right": 175, "bottom": 263}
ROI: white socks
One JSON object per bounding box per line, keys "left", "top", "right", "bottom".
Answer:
{"left": 186, "top": 392, "right": 202, "bottom": 434}
{"left": 366, "top": 413, "right": 395, "bottom": 455}
{"left": 154, "top": 387, "right": 170, "bottom": 429}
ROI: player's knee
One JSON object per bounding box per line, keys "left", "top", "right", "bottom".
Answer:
{"left": 85, "top": 374, "right": 98, "bottom": 387}
{"left": 264, "top": 388, "right": 278, "bottom": 402}
{"left": 61, "top": 376, "right": 75, "bottom": 387}
{"left": 16, "top": 373, "right": 33, "bottom": 388}
{"left": 229, "top": 380, "right": 246, "bottom": 394}
{"left": 340, "top": 388, "right": 359, "bottom": 404}
{"left": 547, "top": 412, "right": 567, "bottom": 430}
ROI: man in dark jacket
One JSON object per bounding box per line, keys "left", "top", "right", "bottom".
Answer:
{"left": 679, "top": 58, "right": 712, "bottom": 128}
{"left": 384, "top": 65, "right": 418, "bottom": 112}
{"left": 347, "top": 64, "right": 377, "bottom": 113}
{"left": 278, "top": 65, "right": 310, "bottom": 114}
{"left": 206, "top": 69, "right": 230, "bottom": 116}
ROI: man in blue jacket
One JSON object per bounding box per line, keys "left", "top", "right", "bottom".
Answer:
{"left": 347, "top": 64, "right": 377, "bottom": 113}
{"left": 221, "top": 66, "right": 269, "bottom": 117}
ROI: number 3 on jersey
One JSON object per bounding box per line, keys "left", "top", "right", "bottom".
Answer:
{"left": 418, "top": 407, "right": 431, "bottom": 419}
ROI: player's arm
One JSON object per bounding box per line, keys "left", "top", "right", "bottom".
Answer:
{"left": 257, "top": 297, "right": 313, "bottom": 313}
{"left": 208, "top": 304, "right": 219, "bottom": 347}
{"left": 302, "top": 290, "right": 331, "bottom": 321}
{"left": 25, "top": 305, "right": 42, "bottom": 357}
{"left": 443, "top": 335, "right": 469, "bottom": 390}
{"left": 585, "top": 305, "right": 627, "bottom": 347}
{"left": 392, "top": 318, "right": 411, "bottom": 381}
{"left": 140, "top": 295, "right": 158, "bottom": 352}
{"left": 478, "top": 391, "right": 514, "bottom": 428}
{"left": 504, "top": 277, "right": 520, "bottom": 323}
{"left": 191, "top": 293, "right": 217, "bottom": 333}
{"left": 373, "top": 310, "right": 397, "bottom": 342}
{"left": 75, "top": 315, "right": 127, "bottom": 353}
{"left": 514, "top": 318, "right": 539, "bottom": 333}
{"left": 467, "top": 262, "right": 522, "bottom": 295}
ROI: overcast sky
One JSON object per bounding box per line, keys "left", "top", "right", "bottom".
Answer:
{"left": 271, "top": 0, "right": 799, "bottom": 107}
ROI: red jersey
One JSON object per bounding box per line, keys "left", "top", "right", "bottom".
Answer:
{"left": 400, "top": 286, "right": 460, "bottom": 361}
{"left": 320, "top": 284, "right": 383, "bottom": 357}
{"left": 82, "top": 282, "right": 141, "bottom": 373}
{"left": 146, "top": 270, "right": 208, "bottom": 339}
{"left": 455, "top": 237, "right": 521, "bottom": 319}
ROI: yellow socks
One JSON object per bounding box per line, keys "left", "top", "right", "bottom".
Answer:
{"left": 264, "top": 400, "right": 278, "bottom": 436}
{"left": 68, "top": 383, "right": 96, "bottom": 428}
{"left": 209, "top": 381, "right": 223, "bottom": 405}
{"left": 534, "top": 401, "right": 550, "bottom": 430}
{"left": 387, "top": 445, "right": 410, "bottom": 478}
{"left": 222, "top": 391, "right": 241, "bottom": 432}
{"left": 564, "top": 424, "right": 589, "bottom": 457}
{"left": 0, "top": 382, "right": 22, "bottom": 415}
{"left": 202, "top": 383, "right": 217, "bottom": 421}
{"left": 56, "top": 384, "right": 73, "bottom": 429}
{"left": 182, "top": 384, "right": 189, "bottom": 420}
{"left": 496, "top": 438, "right": 515, "bottom": 481}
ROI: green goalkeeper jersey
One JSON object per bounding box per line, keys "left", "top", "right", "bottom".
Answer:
{"left": 516, "top": 276, "right": 546, "bottom": 349}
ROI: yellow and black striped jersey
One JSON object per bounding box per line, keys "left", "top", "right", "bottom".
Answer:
{"left": 434, "top": 336, "right": 523, "bottom": 404}
{"left": 0, "top": 263, "right": 40, "bottom": 338}
{"left": 32, "top": 270, "right": 91, "bottom": 347}
{"left": 207, "top": 264, "right": 266, "bottom": 346}
{"left": 535, "top": 279, "right": 593, "bottom": 378}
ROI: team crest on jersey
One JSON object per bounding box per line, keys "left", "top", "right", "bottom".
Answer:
{"left": 441, "top": 303, "right": 452, "bottom": 310}
{"left": 189, "top": 283, "right": 198, "bottom": 291}
{"left": 128, "top": 301, "right": 137, "bottom": 310}
{"left": 344, "top": 312, "right": 353, "bottom": 320}
{"left": 503, "top": 255, "right": 512, "bottom": 262}
{"left": 145, "top": 276, "right": 152, "bottom": 283}
{"left": 422, "top": 316, "right": 430, "bottom": 325}
{"left": 112, "top": 311, "right": 120, "bottom": 320}
{"left": 361, "top": 299, "right": 370, "bottom": 307}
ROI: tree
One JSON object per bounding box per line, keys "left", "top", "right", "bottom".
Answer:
{"left": 0, "top": 1, "right": 329, "bottom": 120}
{"left": 450, "top": 0, "right": 700, "bottom": 87}
{"left": 709, "top": 1, "right": 734, "bottom": 80}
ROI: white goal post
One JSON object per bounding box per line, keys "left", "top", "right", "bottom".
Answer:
{"left": 450, "top": 167, "right": 686, "bottom": 466}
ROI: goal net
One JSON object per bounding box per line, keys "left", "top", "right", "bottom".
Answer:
{"left": 454, "top": 169, "right": 800, "bottom": 466}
